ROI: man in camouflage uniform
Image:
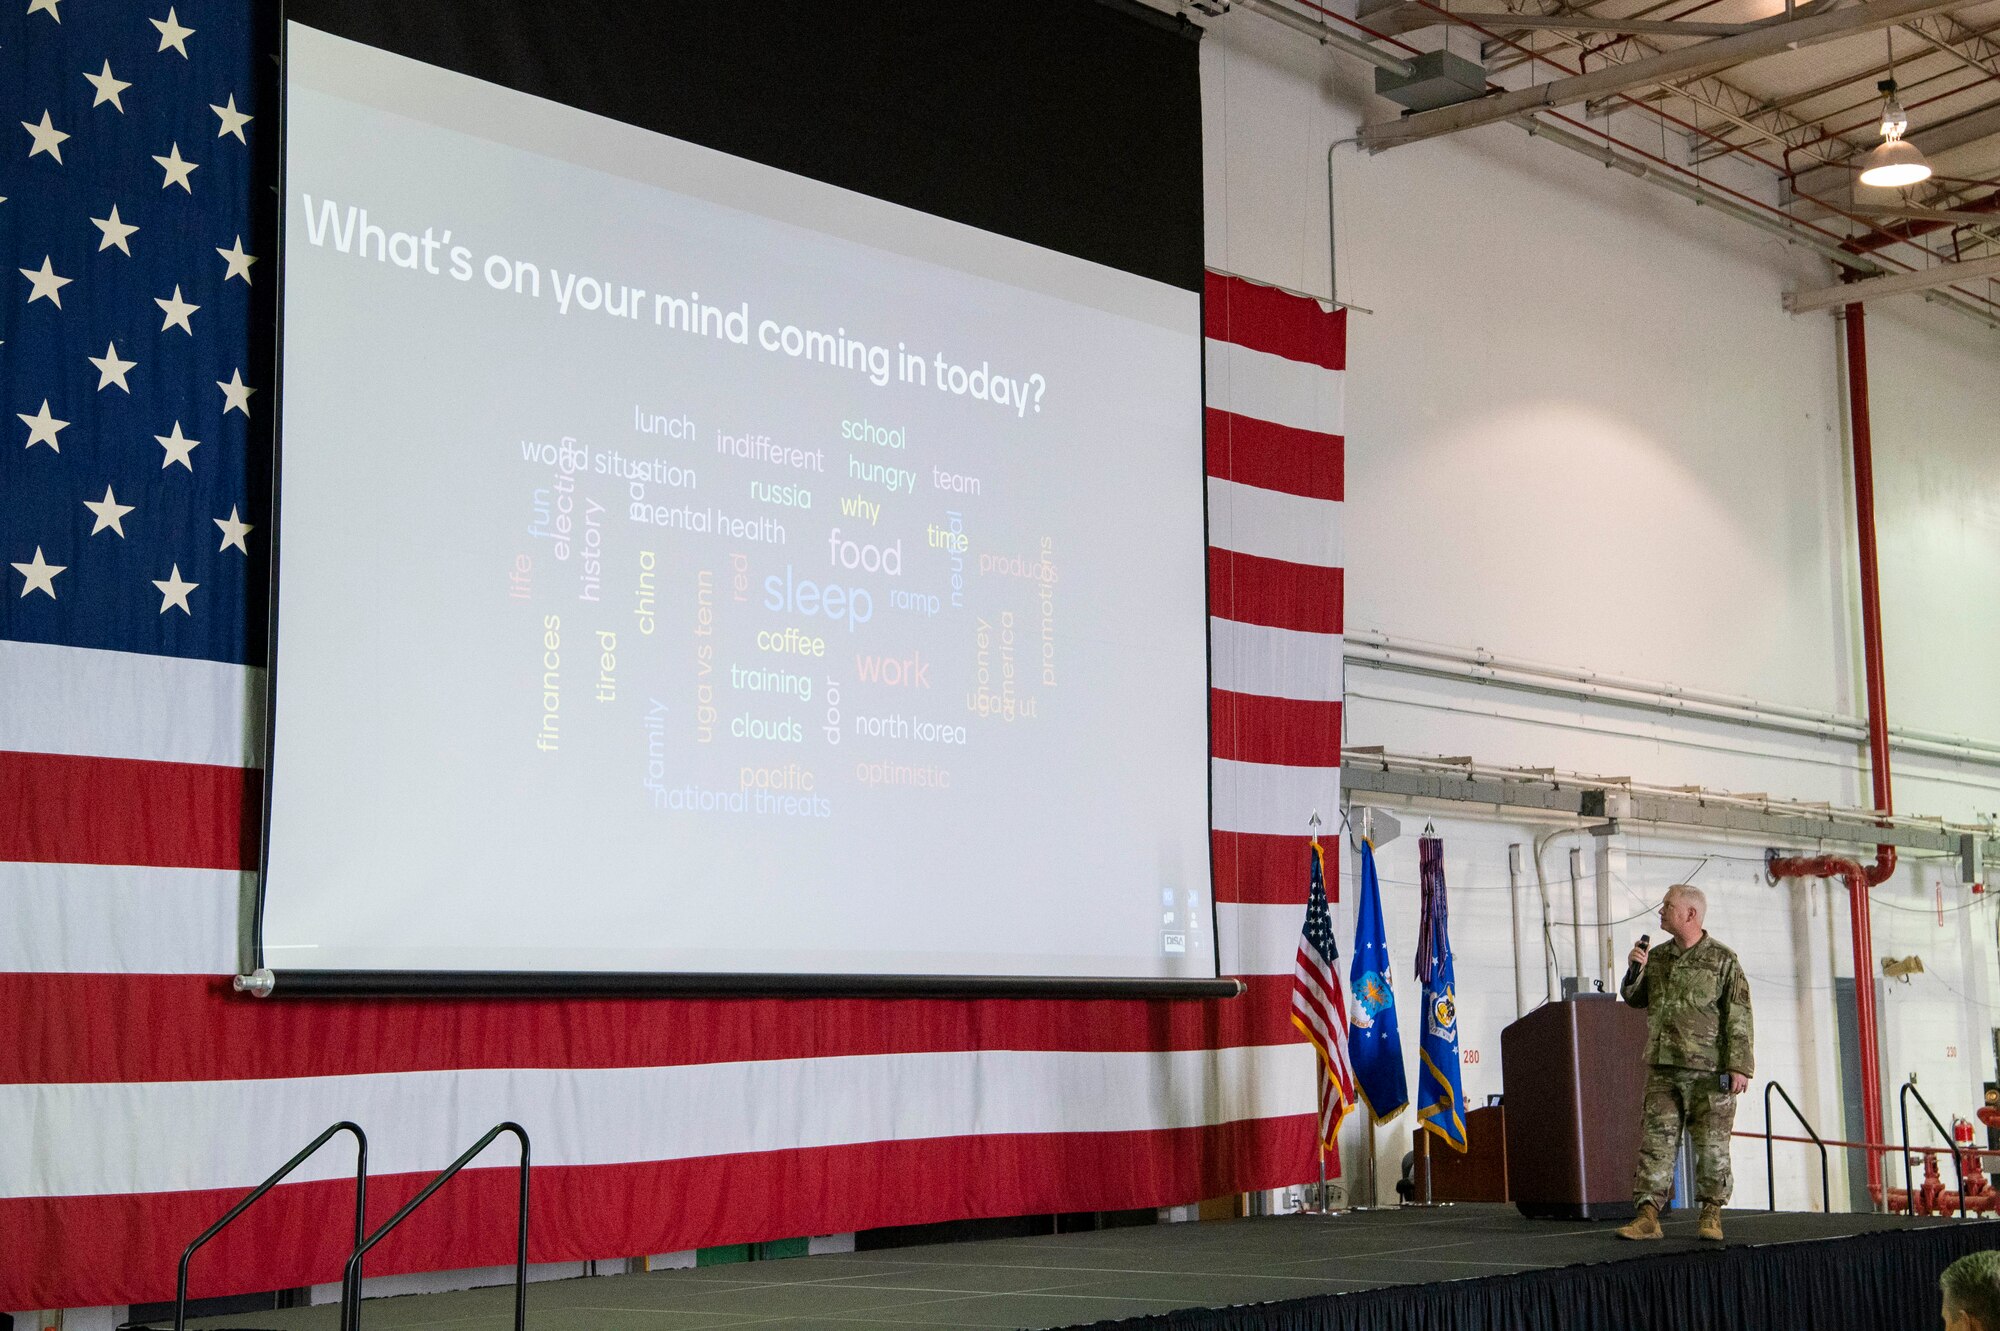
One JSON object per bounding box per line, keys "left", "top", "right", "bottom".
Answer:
{"left": 1615, "top": 883, "right": 1753, "bottom": 1242}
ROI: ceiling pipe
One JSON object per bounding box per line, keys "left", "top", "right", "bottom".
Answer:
{"left": 1345, "top": 629, "right": 2000, "bottom": 764}
{"left": 1520, "top": 118, "right": 1884, "bottom": 276}
{"left": 1844, "top": 185, "right": 2000, "bottom": 252}
{"left": 1768, "top": 302, "right": 1897, "bottom": 1204}
{"left": 1232, "top": 0, "right": 1415, "bottom": 77}
{"left": 1359, "top": 0, "right": 1967, "bottom": 151}
{"left": 1520, "top": 118, "right": 2000, "bottom": 328}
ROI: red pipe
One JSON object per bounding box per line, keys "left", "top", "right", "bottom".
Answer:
{"left": 1768, "top": 302, "right": 1898, "bottom": 1200}
{"left": 1846, "top": 301, "right": 1894, "bottom": 824}
{"left": 1842, "top": 188, "right": 2000, "bottom": 254}
{"left": 1767, "top": 853, "right": 1889, "bottom": 1195}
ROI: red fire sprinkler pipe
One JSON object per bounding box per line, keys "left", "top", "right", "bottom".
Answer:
{"left": 1844, "top": 302, "right": 1896, "bottom": 828}
{"left": 1769, "top": 301, "right": 1897, "bottom": 1202}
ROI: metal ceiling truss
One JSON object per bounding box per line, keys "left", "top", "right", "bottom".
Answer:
{"left": 1417, "top": 0, "right": 1875, "bottom": 169}
{"left": 1359, "top": 0, "right": 1966, "bottom": 150}
{"left": 1684, "top": 16, "right": 2000, "bottom": 163}
{"left": 1201, "top": 0, "right": 2000, "bottom": 324}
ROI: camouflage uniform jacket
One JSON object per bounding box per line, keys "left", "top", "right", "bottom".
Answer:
{"left": 1619, "top": 932, "right": 1754, "bottom": 1076}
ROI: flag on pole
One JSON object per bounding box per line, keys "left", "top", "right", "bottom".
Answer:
{"left": 1290, "top": 837, "right": 1355, "bottom": 1151}
{"left": 1415, "top": 833, "right": 1468, "bottom": 1152}
{"left": 1346, "top": 839, "right": 1409, "bottom": 1120}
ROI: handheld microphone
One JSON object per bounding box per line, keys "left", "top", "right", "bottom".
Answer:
{"left": 1621, "top": 934, "right": 1651, "bottom": 991}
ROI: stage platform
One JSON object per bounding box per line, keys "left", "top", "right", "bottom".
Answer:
{"left": 154, "top": 1204, "right": 2000, "bottom": 1331}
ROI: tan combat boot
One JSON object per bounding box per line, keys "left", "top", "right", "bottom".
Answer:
{"left": 1617, "top": 1201, "right": 1663, "bottom": 1240}
{"left": 1697, "top": 1203, "right": 1724, "bottom": 1241}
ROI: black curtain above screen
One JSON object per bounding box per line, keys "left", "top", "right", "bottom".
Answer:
{"left": 282, "top": 0, "right": 1204, "bottom": 292}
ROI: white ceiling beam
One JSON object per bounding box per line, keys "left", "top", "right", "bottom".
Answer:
{"left": 1230, "top": 0, "right": 1416, "bottom": 77}
{"left": 1846, "top": 202, "right": 2000, "bottom": 223}
{"left": 1784, "top": 251, "right": 2000, "bottom": 311}
{"left": 1370, "top": 3, "right": 1755, "bottom": 37}
{"left": 1360, "top": 0, "right": 1969, "bottom": 151}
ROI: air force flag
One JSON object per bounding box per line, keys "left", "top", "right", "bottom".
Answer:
{"left": 1416, "top": 834, "right": 1469, "bottom": 1152}
{"left": 1346, "top": 839, "right": 1409, "bottom": 1120}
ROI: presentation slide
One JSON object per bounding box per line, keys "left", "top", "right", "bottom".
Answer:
{"left": 263, "top": 25, "right": 1213, "bottom": 979}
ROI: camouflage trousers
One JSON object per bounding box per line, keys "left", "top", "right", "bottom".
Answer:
{"left": 1632, "top": 1065, "right": 1737, "bottom": 1208}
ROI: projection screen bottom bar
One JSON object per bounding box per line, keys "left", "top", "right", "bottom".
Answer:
{"left": 238, "top": 969, "right": 1248, "bottom": 1000}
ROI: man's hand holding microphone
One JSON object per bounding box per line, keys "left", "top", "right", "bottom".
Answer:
{"left": 1623, "top": 933, "right": 1650, "bottom": 988}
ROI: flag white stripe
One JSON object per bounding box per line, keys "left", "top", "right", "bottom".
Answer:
{"left": 1, "top": 1045, "right": 1316, "bottom": 1199}
{"left": 1290, "top": 982, "right": 1339, "bottom": 1055}
{"left": 1204, "top": 340, "right": 1345, "bottom": 437}
{"left": 0, "top": 875, "right": 1290, "bottom": 981}
{"left": 0, "top": 863, "right": 246, "bottom": 974}
{"left": 1293, "top": 955, "right": 1340, "bottom": 1013}
{"left": 0, "top": 640, "right": 262, "bottom": 768}
{"left": 1206, "top": 479, "right": 1343, "bottom": 570}
{"left": 1217, "top": 901, "right": 1306, "bottom": 977}
{"left": 1212, "top": 758, "right": 1342, "bottom": 837}
{"left": 1209, "top": 619, "right": 1343, "bottom": 702}
{"left": 1291, "top": 966, "right": 1343, "bottom": 1045}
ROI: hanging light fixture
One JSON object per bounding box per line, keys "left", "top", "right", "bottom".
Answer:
{"left": 1858, "top": 80, "right": 1932, "bottom": 187}
{"left": 1859, "top": 32, "right": 1931, "bottom": 189}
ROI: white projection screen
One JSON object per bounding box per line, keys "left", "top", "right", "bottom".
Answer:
{"left": 262, "top": 23, "right": 1215, "bottom": 986}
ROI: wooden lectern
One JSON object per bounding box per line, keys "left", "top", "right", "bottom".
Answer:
{"left": 1414, "top": 1105, "right": 1510, "bottom": 1203}
{"left": 1501, "top": 996, "right": 1650, "bottom": 1220}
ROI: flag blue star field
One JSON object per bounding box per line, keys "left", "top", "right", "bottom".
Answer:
{"left": 1346, "top": 838, "right": 1409, "bottom": 1120}
{"left": 1415, "top": 833, "right": 1467, "bottom": 1152}
{"left": 1, "top": 0, "right": 272, "bottom": 663}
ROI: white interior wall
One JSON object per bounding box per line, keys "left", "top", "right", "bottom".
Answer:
{"left": 1867, "top": 303, "right": 2000, "bottom": 752}
{"left": 1194, "top": 9, "right": 2000, "bottom": 1208}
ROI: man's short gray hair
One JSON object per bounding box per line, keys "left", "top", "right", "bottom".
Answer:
{"left": 1665, "top": 883, "right": 1707, "bottom": 916}
{"left": 1942, "top": 1250, "right": 2000, "bottom": 1327}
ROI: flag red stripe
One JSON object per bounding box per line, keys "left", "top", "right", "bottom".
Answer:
{"left": 1212, "top": 830, "right": 1329, "bottom": 906}
{"left": 0, "top": 972, "right": 1298, "bottom": 1084}
{"left": 0, "top": 750, "right": 257, "bottom": 869}
{"left": 1207, "top": 549, "right": 1343, "bottom": 635}
{"left": 1290, "top": 995, "right": 1339, "bottom": 1062}
{"left": 1204, "top": 272, "right": 1347, "bottom": 372}
{"left": 0, "top": 1115, "right": 1319, "bottom": 1310}
{"left": 1210, "top": 690, "right": 1342, "bottom": 767}
{"left": 1204, "top": 409, "right": 1345, "bottom": 502}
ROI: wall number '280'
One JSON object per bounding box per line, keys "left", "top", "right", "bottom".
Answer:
{"left": 1462, "top": 1049, "right": 1481, "bottom": 1064}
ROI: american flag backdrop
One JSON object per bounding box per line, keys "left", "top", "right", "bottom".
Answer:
{"left": 0, "top": 0, "right": 1345, "bottom": 1310}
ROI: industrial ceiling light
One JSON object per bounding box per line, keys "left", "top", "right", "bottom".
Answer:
{"left": 1858, "top": 76, "right": 1932, "bottom": 189}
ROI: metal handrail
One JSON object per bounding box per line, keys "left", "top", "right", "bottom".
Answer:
{"left": 1899, "top": 1080, "right": 1968, "bottom": 1219}
{"left": 175, "top": 1121, "right": 367, "bottom": 1331}
{"left": 339, "top": 1122, "right": 530, "bottom": 1331}
{"left": 1763, "top": 1081, "right": 1831, "bottom": 1213}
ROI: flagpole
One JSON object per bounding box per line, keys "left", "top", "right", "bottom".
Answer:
{"left": 1308, "top": 810, "right": 1326, "bottom": 1216}
{"left": 1366, "top": 1116, "right": 1377, "bottom": 1208}
{"left": 1360, "top": 818, "right": 1378, "bottom": 1209}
